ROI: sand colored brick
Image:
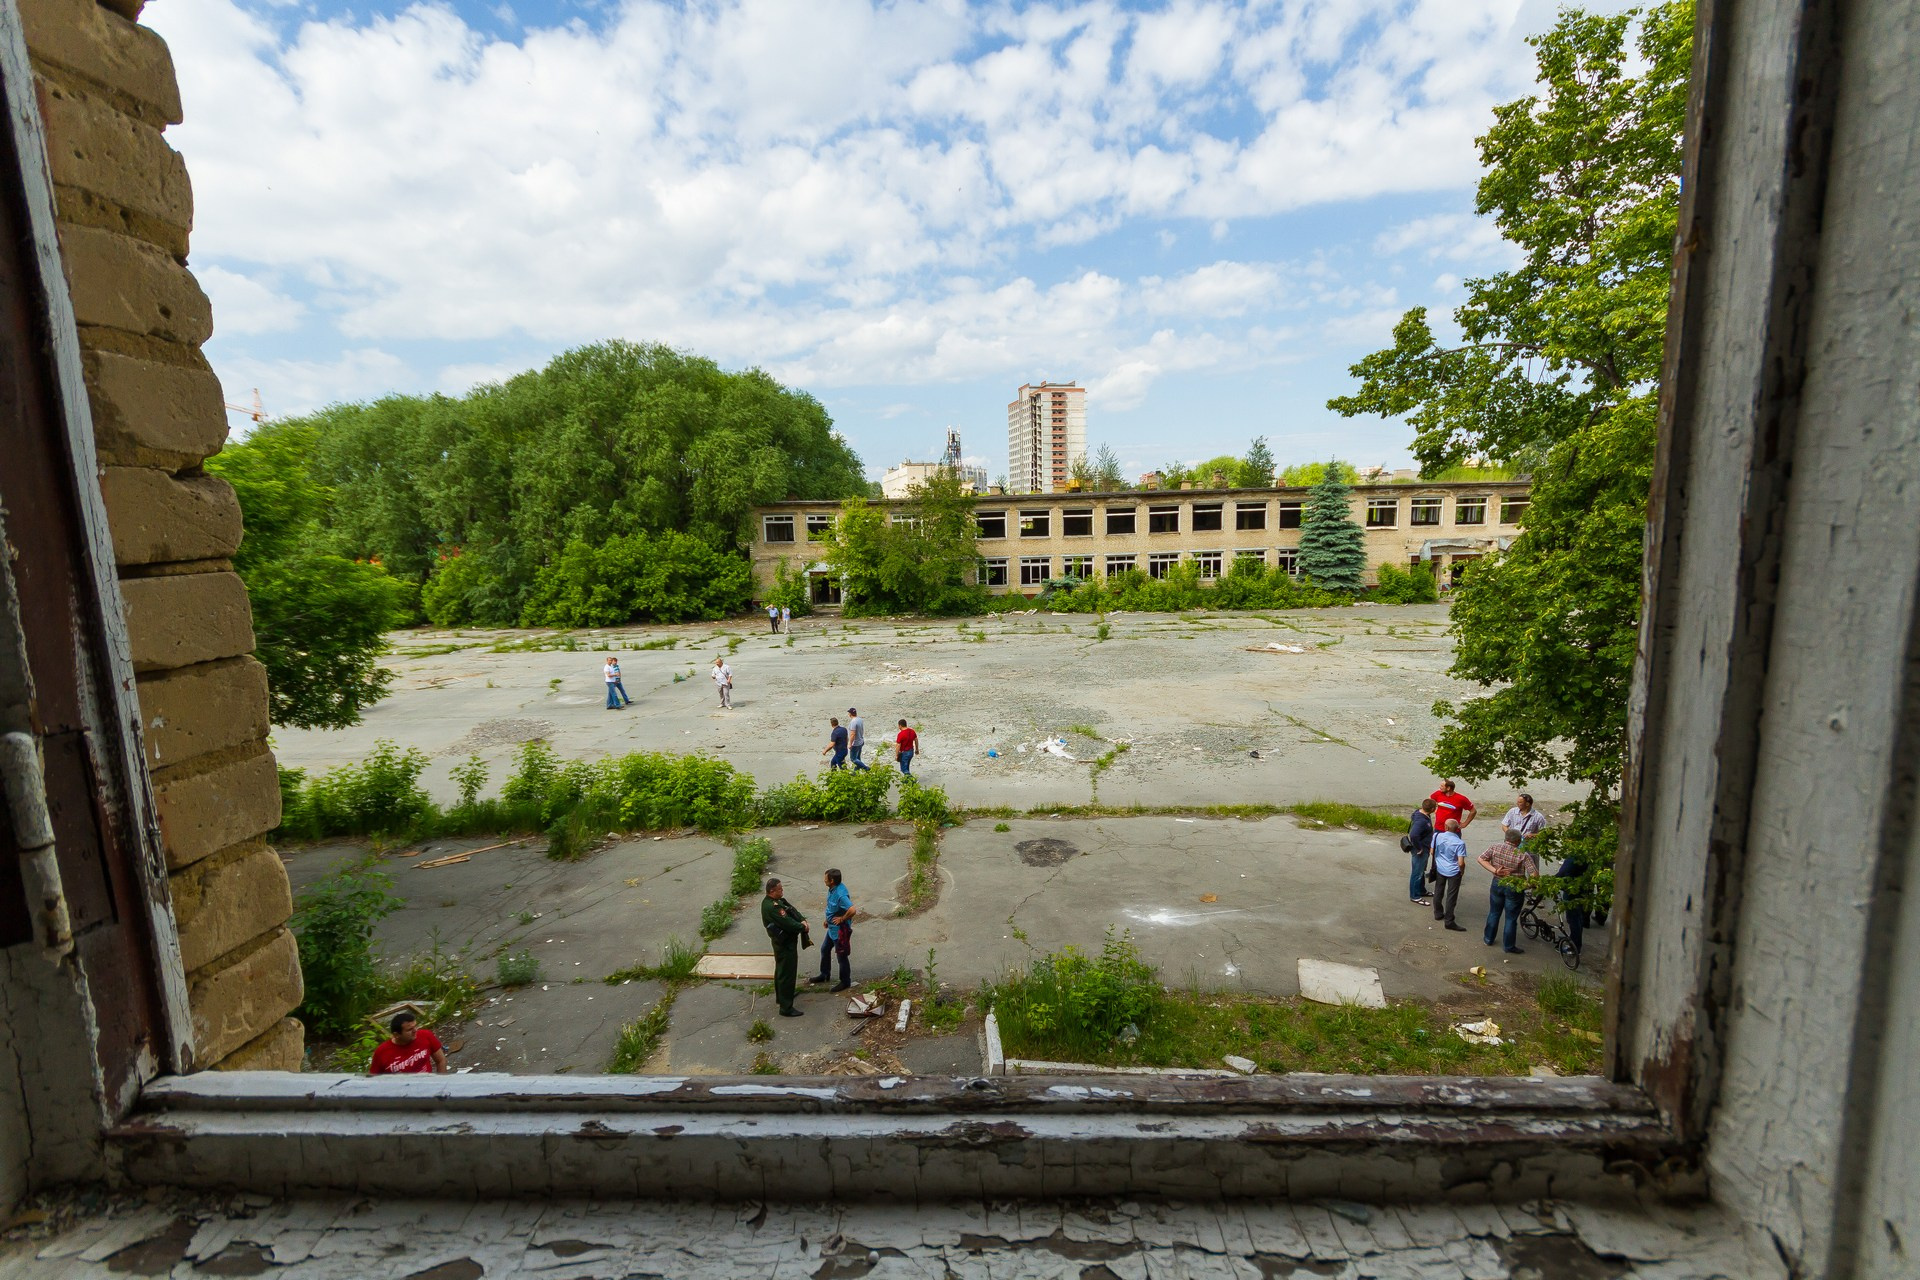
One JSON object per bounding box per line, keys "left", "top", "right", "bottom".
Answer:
{"left": 38, "top": 81, "right": 191, "bottom": 231}
{"left": 187, "top": 928, "right": 303, "bottom": 1066}
{"left": 212, "top": 1017, "right": 305, "bottom": 1072}
{"left": 84, "top": 349, "right": 228, "bottom": 466}
{"left": 101, "top": 466, "right": 242, "bottom": 565}
{"left": 170, "top": 842, "right": 294, "bottom": 973}
{"left": 120, "top": 570, "right": 254, "bottom": 672}
{"left": 17, "top": 0, "right": 181, "bottom": 124}
{"left": 153, "top": 749, "right": 281, "bottom": 871}
{"left": 135, "top": 656, "right": 268, "bottom": 769}
{"left": 59, "top": 222, "right": 212, "bottom": 344}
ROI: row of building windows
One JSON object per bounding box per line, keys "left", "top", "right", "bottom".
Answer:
{"left": 763, "top": 495, "right": 1527, "bottom": 543}
{"left": 978, "top": 548, "right": 1305, "bottom": 586}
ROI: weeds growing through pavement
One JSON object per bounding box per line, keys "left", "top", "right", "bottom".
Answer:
{"left": 608, "top": 989, "right": 678, "bottom": 1073}
{"left": 496, "top": 950, "right": 541, "bottom": 987}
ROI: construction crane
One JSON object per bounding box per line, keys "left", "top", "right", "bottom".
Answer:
{"left": 223, "top": 388, "right": 265, "bottom": 425}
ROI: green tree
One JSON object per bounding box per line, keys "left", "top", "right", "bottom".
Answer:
{"left": 820, "top": 472, "right": 983, "bottom": 616}
{"left": 1089, "top": 444, "right": 1126, "bottom": 491}
{"left": 208, "top": 421, "right": 409, "bottom": 729}
{"left": 1326, "top": 1, "right": 1692, "bottom": 904}
{"left": 1278, "top": 459, "right": 1357, "bottom": 487}
{"left": 1235, "top": 436, "right": 1275, "bottom": 488}
{"left": 1296, "top": 464, "right": 1367, "bottom": 591}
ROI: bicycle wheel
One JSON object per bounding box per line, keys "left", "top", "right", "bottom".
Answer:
{"left": 1560, "top": 935, "right": 1582, "bottom": 970}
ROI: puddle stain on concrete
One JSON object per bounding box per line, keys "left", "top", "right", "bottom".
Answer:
{"left": 1014, "top": 838, "right": 1080, "bottom": 867}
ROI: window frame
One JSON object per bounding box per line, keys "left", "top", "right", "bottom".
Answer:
{"left": 763, "top": 514, "right": 796, "bottom": 543}
{"left": 1501, "top": 495, "right": 1531, "bottom": 523}
{"left": 1190, "top": 502, "right": 1224, "bottom": 532}
{"left": 1147, "top": 505, "right": 1180, "bottom": 534}
{"left": 1194, "top": 550, "right": 1223, "bottom": 579}
{"left": 1061, "top": 508, "right": 1094, "bottom": 537}
{"left": 1409, "top": 497, "right": 1442, "bottom": 527}
{"left": 979, "top": 557, "right": 1008, "bottom": 587}
{"left": 1146, "top": 551, "right": 1180, "bottom": 579}
{"left": 1103, "top": 554, "right": 1136, "bottom": 575}
{"left": 1018, "top": 509, "right": 1052, "bottom": 538}
{"left": 1018, "top": 556, "right": 1051, "bottom": 586}
{"left": 1455, "top": 496, "right": 1488, "bottom": 526}
{"left": 1234, "top": 502, "right": 1267, "bottom": 531}
{"left": 976, "top": 510, "right": 1008, "bottom": 539}
{"left": 1365, "top": 497, "right": 1399, "bottom": 528}
{"left": 1105, "top": 506, "right": 1137, "bottom": 535}
{"left": 1061, "top": 554, "right": 1093, "bottom": 580}
{"left": 1276, "top": 501, "right": 1303, "bottom": 529}
{"left": 1275, "top": 547, "right": 1300, "bottom": 577}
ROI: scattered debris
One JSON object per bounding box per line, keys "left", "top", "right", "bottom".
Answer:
{"left": 1223, "top": 1055, "right": 1257, "bottom": 1074}
{"left": 1250, "top": 642, "right": 1309, "bottom": 654}
{"left": 1297, "top": 958, "right": 1388, "bottom": 1009}
{"left": 895, "top": 1000, "right": 912, "bottom": 1032}
{"left": 1199, "top": 893, "right": 1218, "bottom": 903}
{"left": 1454, "top": 1019, "right": 1504, "bottom": 1046}
{"left": 415, "top": 852, "right": 471, "bottom": 870}
{"left": 846, "top": 993, "right": 885, "bottom": 1018}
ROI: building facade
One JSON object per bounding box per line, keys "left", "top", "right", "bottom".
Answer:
{"left": 750, "top": 479, "right": 1531, "bottom": 605}
{"left": 879, "top": 459, "right": 988, "bottom": 498}
{"left": 1006, "top": 382, "right": 1086, "bottom": 493}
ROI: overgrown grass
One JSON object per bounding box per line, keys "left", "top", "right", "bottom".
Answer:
{"left": 637, "top": 637, "right": 678, "bottom": 651}
{"left": 1285, "top": 801, "right": 1408, "bottom": 834}
{"left": 604, "top": 936, "right": 702, "bottom": 985}
{"left": 900, "top": 823, "right": 942, "bottom": 914}
{"left": 496, "top": 950, "right": 541, "bottom": 986}
{"left": 729, "top": 837, "right": 774, "bottom": 897}
{"left": 608, "top": 988, "right": 678, "bottom": 1073}
{"left": 699, "top": 898, "right": 736, "bottom": 941}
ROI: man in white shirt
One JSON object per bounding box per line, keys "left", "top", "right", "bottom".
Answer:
{"left": 1502, "top": 793, "right": 1547, "bottom": 843}
{"left": 845, "top": 707, "right": 869, "bottom": 772}
{"left": 1430, "top": 819, "right": 1469, "bottom": 931}
{"left": 711, "top": 657, "right": 732, "bottom": 709}
{"left": 603, "top": 656, "right": 631, "bottom": 710}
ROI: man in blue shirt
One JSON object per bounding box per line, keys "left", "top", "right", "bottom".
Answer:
{"left": 809, "top": 868, "right": 856, "bottom": 992}
{"left": 1406, "top": 797, "right": 1437, "bottom": 904}
{"left": 822, "top": 716, "right": 849, "bottom": 770}
{"left": 1430, "top": 819, "right": 1468, "bottom": 930}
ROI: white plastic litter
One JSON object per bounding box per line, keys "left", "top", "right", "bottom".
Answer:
{"left": 1224, "top": 1055, "right": 1257, "bottom": 1074}
{"left": 1262, "top": 642, "right": 1308, "bottom": 653}
{"left": 1454, "top": 1018, "right": 1504, "bottom": 1046}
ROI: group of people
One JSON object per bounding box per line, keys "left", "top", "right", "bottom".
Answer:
{"left": 765, "top": 604, "right": 792, "bottom": 633}
{"left": 760, "top": 869, "right": 858, "bottom": 1017}
{"left": 1403, "top": 782, "right": 1581, "bottom": 955}
{"left": 822, "top": 708, "right": 920, "bottom": 775}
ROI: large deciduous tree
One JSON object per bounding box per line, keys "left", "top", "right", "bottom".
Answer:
{"left": 207, "top": 421, "right": 409, "bottom": 729}
{"left": 820, "top": 472, "right": 984, "bottom": 616}
{"left": 1327, "top": 1, "right": 1692, "bottom": 904}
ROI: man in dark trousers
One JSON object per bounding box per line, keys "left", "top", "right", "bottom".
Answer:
{"left": 760, "top": 877, "right": 811, "bottom": 1017}
{"left": 1405, "top": 796, "right": 1436, "bottom": 905}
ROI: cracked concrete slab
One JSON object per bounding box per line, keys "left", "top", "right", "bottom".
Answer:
{"left": 457, "top": 977, "right": 666, "bottom": 1074}
{"left": 656, "top": 981, "right": 877, "bottom": 1074}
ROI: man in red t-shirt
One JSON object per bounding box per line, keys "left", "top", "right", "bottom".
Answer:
{"left": 368, "top": 1011, "right": 447, "bottom": 1076}
{"left": 894, "top": 719, "right": 919, "bottom": 775}
{"left": 1429, "top": 780, "right": 1476, "bottom": 831}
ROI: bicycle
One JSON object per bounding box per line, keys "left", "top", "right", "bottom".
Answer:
{"left": 1517, "top": 891, "right": 1582, "bottom": 970}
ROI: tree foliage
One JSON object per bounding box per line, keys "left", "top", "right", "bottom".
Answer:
{"left": 208, "top": 421, "right": 409, "bottom": 729}
{"left": 273, "top": 340, "right": 866, "bottom": 626}
{"left": 1327, "top": 1, "right": 1692, "bottom": 905}
{"left": 1277, "top": 460, "right": 1357, "bottom": 487}
{"left": 1237, "top": 436, "right": 1276, "bottom": 488}
{"left": 1089, "top": 444, "right": 1127, "bottom": 491}
{"left": 818, "top": 471, "right": 984, "bottom": 616}
{"left": 1296, "top": 465, "right": 1367, "bottom": 591}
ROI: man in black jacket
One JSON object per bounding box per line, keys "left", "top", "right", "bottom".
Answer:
{"left": 1406, "top": 797, "right": 1437, "bottom": 905}
{"left": 761, "top": 878, "right": 811, "bottom": 1017}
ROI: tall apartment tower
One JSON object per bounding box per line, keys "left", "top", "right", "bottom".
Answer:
{"left": 1007, "top": 382, "right": 1087, "bottom": 494}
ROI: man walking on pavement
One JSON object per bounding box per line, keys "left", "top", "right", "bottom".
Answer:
{"left": 761, "top": 878, "right": 811, "bottom": 1017}
{"left": 894, "top": 720, "right": 918, "bottom": 775}
{"left": 1431, "top": 818, "right": 1468, "bottom": 930}
{"left": 604, "top": 655, "right": 632, "bottom": 710}
{"left": 711, "top": 656, "right": 733, "bottom": 709}
{"left": 780, "top": 605, "right": 791, "bottom": 633}
{"left": 767, "top": 603, "right": 780, "bottom": 633}
{"left": 846, "top": 708, "right": 870, "bottom": 772}
{"left": 823, "top": 716, "right": 849, "bottom": 769}
{"left": 808, "top": 868, "right": 856, "bottom": 992}
{"left": 1479, "top": 828, "right": 1541, "bottom": 954}
{"left": 1405, "top": 796, "right": 1436, "bottom": 905}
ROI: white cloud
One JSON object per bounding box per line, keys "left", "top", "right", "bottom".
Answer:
{"left": 197, "top": 266, "right": 304, "bottom": 335}
{"left": 148, "top": 0, "right": 1566, "bottom": 418}
{"left": 215, "top": 348, "right": 414, "bottom": 419}
{"left": 1374, "top": 212, "right": 1521, "bottom": 265}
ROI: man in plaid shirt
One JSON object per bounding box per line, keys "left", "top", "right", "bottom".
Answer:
{"left": 1478, "top": 830, "right": 1541, "bottom": 954}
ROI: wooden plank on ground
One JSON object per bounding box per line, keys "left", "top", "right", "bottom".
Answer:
{"left": 694, "top": 954, "right": 776, "bottom": 980}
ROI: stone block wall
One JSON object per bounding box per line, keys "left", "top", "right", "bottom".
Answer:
{"left": 19, "top": 0, "right": 303, "bottom": 1069}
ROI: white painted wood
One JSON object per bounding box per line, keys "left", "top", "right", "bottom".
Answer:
{"left": 982, "top": 1011, "right": 1004, "bottom": 1076}
{"left": 894, "top": 999, "right": 910, "bottom": 1032}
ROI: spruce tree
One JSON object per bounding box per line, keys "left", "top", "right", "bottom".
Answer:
{"left": 1296, "top": 462, "right": 1366, "bottom": 591}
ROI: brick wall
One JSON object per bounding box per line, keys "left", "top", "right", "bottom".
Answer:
{"left": 20, "top": 0, "right": 303, "bottom": 1069}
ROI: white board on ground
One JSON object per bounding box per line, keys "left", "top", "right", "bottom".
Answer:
{"left": 1297, "top": 958, "right": 1387, "bottom": 1009}
{"left": 693, "top": 954, "right": 776, "bottom": 980}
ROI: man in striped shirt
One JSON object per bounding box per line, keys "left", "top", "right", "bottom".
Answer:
{"left": 1478, "top": 831, "right": 1541, "bottom": 954}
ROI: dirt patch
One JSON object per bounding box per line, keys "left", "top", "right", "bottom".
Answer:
{"left": 1015, "top": 837, "right": 1080, "bottom": 867}
{"left": 444, "top": 718, "right": 553, "bottom": 755}
{"left": 854, "top": 822, "right": 912, "bottom": 848}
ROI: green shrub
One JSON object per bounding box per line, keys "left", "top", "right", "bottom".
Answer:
{"left": 450, "top": 755, "right": 489, "bottom": 809}
{"left": 895, "top": 779, "right": 952, "bottom": 826}
{"left": 290, "top": 861, "right": 401, "bottom": 1038}
{"left": 985, "top": 928, "right": 1162, "bottom": 1063}
{"left": 729, "top": 837, "right": 774, "bottom": 897}
{"left": 700, "top": 898, "right": 737, "bottom": 940}
{"left": 497, "top": 950, "right": 542, "bottom": 986}
{"left": 276, "top": 740, "right": 434, "bottom": 842}
{"left": 652, "top": 936, "right": 702, "bottom": 981}
{"left": 1369, "top": 561, "right": 1440, "bottom": 604}
{"left": 519, "top": 529, "right": 754, "bottom": 627}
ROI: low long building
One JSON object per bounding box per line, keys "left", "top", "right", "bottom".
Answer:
{"left": 749, "top": 479, "right": 1531, "bottom": 607}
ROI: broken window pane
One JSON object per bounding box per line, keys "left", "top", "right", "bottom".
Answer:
{"left": 979, "top": 558, "right": 1008, "bottom": 586}
{"left": 1192, "top": 503, "right": 1224, "bottom": 531}
{"left": 1195, "top": 551, "right": 1223, "bottom": 578}
{"left": 1235, "top": 503, "right": 1267, "bottom": 530}
{"left": 1366, "top": 498, "right": 1399, "bottom": 528}
{"left": 1062, "top": 509, "right": 1094, "bottom": 537}
{"left": 1106, "top": 507, "right": 1137, "bottom": 534}
{"left": 1501, "top": 496, "right": 1530, "bottom": 523}
{"left": 806, "top": 514, "right": 834, "bottom": 539}
{"left": 1148, "top": 552, "right": 1180, "bottom": 579}
{"left": 1062, "top": 555, "right": 1093, "bottom": 579}
{"left": 1104, "top": 554, "right": 1135, "bottom": 575}
{"left": 1276, "top": 547, "right": 1300, "bottom": 576}
{"left": 1019, "top": 556, "right": 1051, "bottom": 585}
{"left": 1148, "top": 505, "right": 1180, "bottom": 534}
{"left": 1277, "top": 502, "right": 1302, "bottom": 528}
{"left": 976, "top": 510, "right": 1007, "bottom": 539}
{"left": 1019, "top": 510, "right": 1051, "bottom": 538}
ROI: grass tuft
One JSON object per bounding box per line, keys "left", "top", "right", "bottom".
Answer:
{"left": 1286, "top": 801, "right": 1408, "bottom": 834}
{"left": 608, "top": 989, "right": 678, "bottom": 1073}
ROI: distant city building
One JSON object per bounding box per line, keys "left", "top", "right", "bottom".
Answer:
{"left": 1007, "top": 382, "right": 1086, "bottom": 494}
{"left": 880, "top": 429, "right": 988, "bottom": 498}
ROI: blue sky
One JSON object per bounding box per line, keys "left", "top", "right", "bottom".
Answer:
{"left": 147, "top": 0, "right": 1595, "bottom": 481}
